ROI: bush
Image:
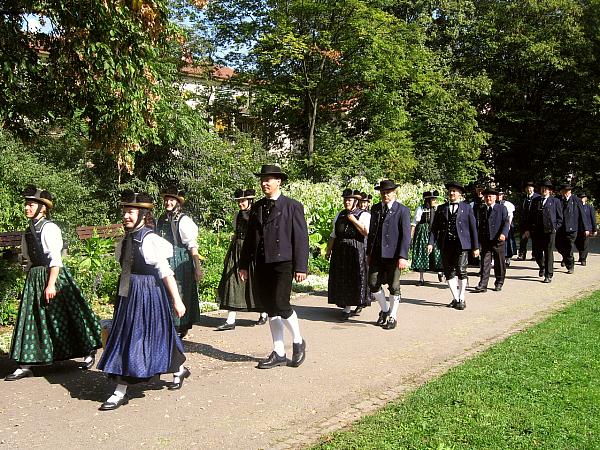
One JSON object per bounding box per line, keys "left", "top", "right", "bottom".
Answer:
{"left": 0, "top": 258, "right": 25, "bottom": 326}
{"left": 197, "top": 226, "right": 230, "bottom": 304}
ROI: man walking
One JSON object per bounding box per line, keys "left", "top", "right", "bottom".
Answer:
{"left": 428, "top": 182, "right": 479, "bottom": 310}
{"left": 366, "top": 179, "right": 411, "bottom": 330}
{"left": 555, "top": 182, "right": 588, "bottom": 274}
{"left": 518, "top": 181, "right": 540, "bottom": 260}
{"left": 239, "top": 165, "right": 309, "bottom": 369}
{"left": 473, "top": 187, "right": 509, "bottom": 293}
{"left": 575, "top": 193, "right": 597, "bottom": 266}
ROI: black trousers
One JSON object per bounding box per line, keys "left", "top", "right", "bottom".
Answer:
{"left": 479, "top": 240, "right": 506, "bottom": 288}
{"left": 518, "top": 233, "right": 532, "bottom": 258}
{"left": 574, "top": 231, "right": 589, "bottom": 262}
{"left": 368, "top": 257, "right": 402, "bottom": 296}
{"left": 556, "top": 231, "right": 577, "bottom": 270}
{"left": 532, "top": 231, "right": 555, "bottom": 278}
{"left": 253, "top": 261, "right": 294, "bottom": 318}
{"left": 441, "top": 240, "right": 469, "bottom": 280}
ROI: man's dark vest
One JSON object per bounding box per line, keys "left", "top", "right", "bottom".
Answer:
{"left": 446, "top": 207, "right": 459, "bottom": 242}
{"left": 25, "top": 218, "right": 51, "bottom": 267}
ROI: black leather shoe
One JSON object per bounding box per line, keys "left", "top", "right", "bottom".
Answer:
{"left": 543, "top": 277, "right": 552, "bottom": 283}
{"left": 341, "top": 311, "right": 350, "bottom": 321}
{"left": 581, "top": 261, "right": 587, "bottom": 266}
{"left": 375, "top": 310, "right": 389, "bottom": 326}
{"left": 289, "top": 339, "right": 306, "bottom": 367}
{"left": 418, "top": 279, "right": 425, "bottom": 286}
{"left": 566, "top": 268, "right": 574, "bottom": 274}
{"left": 177, "top": 328, "right": 188, "bottom": 339}
{"left": 473, "top": 287, "right": 487, "bottom": 293}
{"left": 80, "top": 351, "right": 96, "bottom": 370}
{"left": 438, "top": 273, "right": 444, "bottom": 282}
{"left": 99, "top": 395, "right": 129, "bottom": 411}
{"left": 560, "top": 261, "right": 565, "bottom": 267}
{"left": 494, "top": 284, "right": 503, "bottom": 292}
{"left": 168, "top": 367, "right": 191, "bottom": 390}
{"left": 455, "top": 301, "right": 466, "bottom": 310}
{"left": 351, "top": 306, "right": 363, "bottom": 316}
{"left": 256, "top": 315, "right": 268, "bottom": 325}
{"left": 257, "top": 351, "right": 288, "bottom": 369}
{"left": 4, "top": 368, "right": 33, "bottom": 381}
{"left": 539, "top": 269, "right": 544, "bottom": 277}
{"left": 215, "top": 322, "right": 236, "bottom": 331}
{"left": 383, "top": 317, "right": 397, "bottom": 330}
{"left": 447, "top": 299, "right": 458, "bottom": 308}
{"left": 505, "top": 259, "right": 511, "bottom": 267}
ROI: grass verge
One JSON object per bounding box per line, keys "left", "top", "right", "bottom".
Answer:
{"left": 314, "top": 290, "right": 600, "bottom": 449}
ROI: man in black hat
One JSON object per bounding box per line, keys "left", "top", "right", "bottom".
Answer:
{"left": 575, "top": 193, "right": 596, "bottom": 266}
{"left": 366, "top": 179, "right": 411, "bottom": 330}
{"left": 556, "top": 183, "right": 589, "bottom": 273}
{"left": 525, "top": 181, "right": 563, "bottom": 283}
{"left": 517, "top": 181, "right": 540, "bottom": 260}
{"left": 428, "top": 182, "right": 479, "bottom": 310}
{"left": 473, "top": 187, "right": 509, "bottom": 293}
{"left": 239, "top": 165, "right": 309, "bottom": 368}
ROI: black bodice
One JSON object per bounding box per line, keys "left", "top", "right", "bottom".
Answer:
{"left": 24, "top": 218, "right": 51, "bottom": 267}
{"left": 335, "top": 209, "right": 365, "bottom": 242}
{"left": 235, "top": 210, "right": 250, "bottom": 240}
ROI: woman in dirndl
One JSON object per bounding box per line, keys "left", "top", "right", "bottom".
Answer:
{"left": 5, "top": 186, "right": 102, "bottom": 381}
{"left": 216, "top": 189, "right": 267, "bottom": 331}
{"left": 97, "top": 190, "right": 189, "bottom": 411}
{"left": 410, "top": 190, "right": 443, "bottom": 285}
{"left": 156, "top": 186, "right": 202, "bottom": 338}
{"left": 325, "top": 189, "right": 371, "bottom": 321}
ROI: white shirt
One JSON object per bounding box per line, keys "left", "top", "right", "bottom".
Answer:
{"left": 116, "top": 232, "right": 174, "bottom": 279}
{"left": 502, "top": 200, "right": 515, "bottom": 224}
{"left": 330, "top": 210, "right": 371, "bottom": 238}
{"left": 24, "top": 221, "right": 64, "bottom": 268}
{"left": 177, "top": 215, "right": 199, "bottom": 250}
{"left": 412, "top": 205, "right": 428, "bottom": 226}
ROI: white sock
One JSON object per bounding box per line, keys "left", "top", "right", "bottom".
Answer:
{"left": 11, "top": 366, "right": 32, "bottom": 376}
{"left": 83, "top": 352, "right": 95, "bottom": 364}
{"left": 389, "top": 295, "right": 401, "bottom": 319}
{"left": 226, "top": 311, "right": 236, "bottom": 324}
{"left": 260, "top": 312, "right": 268, "bottom": 319}
{"left": 343, "top": 306, "right": 352, "bottom": 313}
{"left": 282, "top": 311, "right": 303, "bottom": 344}
{"left": 106, "top": 384, "right": 127, "bottom": 403}
{"left": 173, "top": 365, "right": 186, "bottom": 383}
{"left": 269, "top": 316, "right": 286, "bottom": 356}
{"left": 458, "top": 278, "right": 467, "bottom": 301}
{"left": 373, "top": 288, "right": 389, "bottom": 312}
{"left": 447, "top": 277, "right": 459, "bottom": 300}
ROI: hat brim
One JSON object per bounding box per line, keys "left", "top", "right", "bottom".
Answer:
{"left": 25, "top": 196, "right": 53, "bottom": 209}
{"left": 255, "top": 172, "right": 288, "bottom": 181}
{"left": 375, "top": 185, "right": 399, "bottom": 191}
{"left": 234, "top": 195, "right": 256, "bottom": 200}
{"left": 160, "top": 193, "right": 185, "bottom": 204}
{"left": 445, "top": 184, "right": 465, "bottom": 193}
{"left": 120, "top": 202, "right": 154, "bottom": 210}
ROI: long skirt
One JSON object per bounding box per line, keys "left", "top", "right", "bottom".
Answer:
{"left": 411, "top": 222, "right": 442, "bottom": 272}
{"left": 328, "top": 238, "right": 370, "bottom": 307}
{"left": 217, "top": 238, "right": 262, "bottom": 311}
{"left": 10, "top": 266, "right": 102, "bottom": 365}
{"left": 170, "top": 246, "right": 201, "bottom": 332}
{"left": 97, "top": 274, "right": 185, "bottom": 384}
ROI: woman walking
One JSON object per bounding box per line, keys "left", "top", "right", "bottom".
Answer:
{"left": 411, "top": 190, "right": 443, "bottom": 285}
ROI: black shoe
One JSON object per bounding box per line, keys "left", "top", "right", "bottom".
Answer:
{"left": 257, "top": 351, "right": 288, "bottom": 369}
{"left": 256, "top": 315, "right": 268, "bottom": 325}
{"left": 168, "top": 367, "right": 191, "bottom": 390}
{"left": 505, "top": 259, "right": 511, "bottom": 267}
{"left": 215, "top": 322, "right": 236, "bottom": 331}
{"left": 4, "top": 368, "right": 33, "bottom": 381}
{"left": 289, "top": 339, "right": 306, "bottom": 367}
{"left": 560, "top": 261, "right": 565, "bottom": 267}
{"left": 517, "top": 255, "right": 525, "bottom": 261}
{"left": 567, "top": 268, "right": 574, "bottom": 274}
{"left": 99, "top": 394, "right": 129, "bottom": 411}
{"left": 438, "top": 273, "right": 444, "bottom": 282}
{"left": 177, "top": 328, "right": 188, "bottom": 339}
{"left": 341, "top": 311, "right": 351, "bottom": 321}
{"left": 539, "top": 268, "right": 544, "bottom": 277}
{"left": 581, "top": 261, "right": 587, "bottom": 266}
{"left": 80, "top": 351, "right": 96, "bottom": 370}
{"left": 447, "top": 299, "right": 458, "bottom": 308}
{"left": 494, "top": 284, "right": 503, "bottom": 292}
{"left": 351, "top": 306, "right": 363, "bottom": 316}
{"left": 418, "top": 279, "right": 425, "bottom": 286}
{"left": 383, "top": 317, "right": 397, "bottom": 330}
{"left": 543, "top": 277, "right": 552, "bottom": 283}
{"left": 375, "top": 310, "right": 389, "bottom": 326}
{"left": 455, "top": 301, "right": 466, "bottom": 310}
{"left": 473, "top": 287, "right": 487, "bottom": 293}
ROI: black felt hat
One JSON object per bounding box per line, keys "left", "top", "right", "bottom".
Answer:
{"left": 538, "top": 180, "right": 554, "bottom": 190}
{"left": 375, "top": 179, "right": 399, "bottom": 191}
{"left": 359, "top": 192, "right": 372, "bottom": 202}
{"left": 120, "top": 190, "right": 154, "bottom": 209}
{"left": 342, "top": 188, "right": 362, "bottom": 199}
{"left": 254, "top": 164, "right": 288, "bottom": 181}
{"left": 483, "top": 186, "right": 499, "bottom": 196}
{"left": 422, "top": 191, "right": 432, "bottom": 199}
{"left": 560, "top": 182, "right": 575, "bottom": 191}
{"left": 160, "top": 186, "right": 185, "bottom": 205}
{"left": 234, "top": 189, "right": 256, "bottom": 200}
{"left": 524, "top": 181, "right": 536, "bottom": 188}
{"left": 579, "top": 192, "right": 588, "bottom": 199}
{"left": 23, "top": 185, "right": 53, "bottom": 209}
{"left": 445, "top": 181, "right": 465, "bottom": 194}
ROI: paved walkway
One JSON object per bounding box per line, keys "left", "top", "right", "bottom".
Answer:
{"left": 1, "top": 239, "right": 599, "bottom": 449}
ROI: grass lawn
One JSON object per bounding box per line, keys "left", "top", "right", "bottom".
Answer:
{"left": 314, "top": 290, "right": 600, "bottom": 449}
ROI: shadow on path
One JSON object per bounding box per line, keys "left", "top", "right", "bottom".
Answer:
{"left": 183, "top": 341, "right": 261, "bottom": 363}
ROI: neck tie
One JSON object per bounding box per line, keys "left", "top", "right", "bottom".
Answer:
{"left": 487, "top": 206, "right": 492, "bottom": 218}
{"left": 262, "top": 199, "right": 275, "bottom": 222}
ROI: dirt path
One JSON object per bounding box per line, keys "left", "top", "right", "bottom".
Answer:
{"left": 1, "top": 239, "right": 599, "bottom": 449}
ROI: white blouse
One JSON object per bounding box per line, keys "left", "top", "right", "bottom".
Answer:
{"left": 412, "top": 205, "right": 424, "bottom": 226}
{"left": 329, "top": 211, "right": 371, "bottom": 238}
{"left": 116, "top": 232, "right": 174, "bottom": 279}
{"left": 178, "top": 215, "right": 199, "bottom": 251}
{"left": 41, "top": 221, "right": 63, "bottom": 268}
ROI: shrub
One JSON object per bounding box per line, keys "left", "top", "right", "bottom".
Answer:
{"left": 0, "top": 258, "right": 25, "bottom": 326}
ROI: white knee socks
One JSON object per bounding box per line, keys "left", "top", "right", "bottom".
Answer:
{"left": 226, "top": 311, "right": 237, "bottom": 324}
{"left": 282, "top": 311, "right": 303, "bottom": 344}
{"left": 458, "top": 278, "right": 467, "bottom": 301}
{"left": 343, "top": 306, "right": 352, "bottom": 313}
{"left": 269, "top": 316, "right": 286, "bottom": 356}
{"left": 448, "top": 277, "right": 459, "bottom": 300}
{"left": 373, "top": 288, "right": 389, "bottom": 312}
{"left": 389, "top": 295, "right": 401, "bottom": 319}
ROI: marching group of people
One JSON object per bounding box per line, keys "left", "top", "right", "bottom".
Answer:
{"left": 4, "top": 166, "right": 597, "bottom": 412}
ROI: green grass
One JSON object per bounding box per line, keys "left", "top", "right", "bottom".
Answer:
{"left": 314, "top": 290, "right": 600, "bottom": 450}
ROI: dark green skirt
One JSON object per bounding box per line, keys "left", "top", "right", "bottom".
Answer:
{"left": 217, "top": 238, "right": 262, "bottom": 311}
{"left": 411, "top": 222, "right": 443, "bottom": 272}
{"left": 10, "top": 266, "right": 102, "bottom": 365}
{"left": 170, "top": 246, "right": 201, "bottom": 331}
